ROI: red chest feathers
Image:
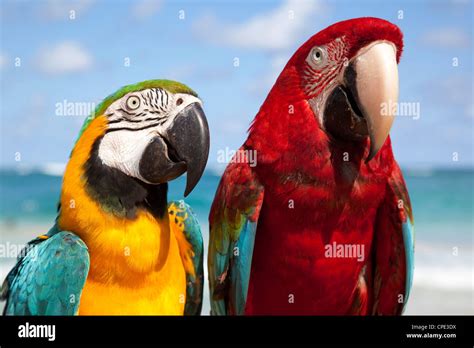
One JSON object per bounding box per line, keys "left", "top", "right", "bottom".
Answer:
{"left": 245, "top": 157, "right": 389, "bottom": 315}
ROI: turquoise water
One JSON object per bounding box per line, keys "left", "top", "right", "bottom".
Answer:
{"left": 403, "top": 169, "right": 473, "bottom": 242}
{"left": 0, "top": 170, "right": 221, "bottom": 225}
{"left": 0, "top": 168, "right": 472, "bottom": 291}
{"left": 0, "top": 169, "right": 472, "bottom": 241}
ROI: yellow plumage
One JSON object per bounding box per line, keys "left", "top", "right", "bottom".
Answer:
{"left": 58, "top": 115, "right": 192, "bottom": 315}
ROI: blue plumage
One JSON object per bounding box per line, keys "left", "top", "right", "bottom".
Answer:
{"left": 2, "top": 226, "right": 90, "bottom": 315}
{"left": 168, "top": 200, "right": 204, "bottom": 315}
{"left": 229, "top": 219, "right": 258, "bottom": 315}
{"left": 402, "top": 220, "right": 415, "bottom": 312}
{"left": 207, "top": 161, "right": 265, "bottom": 315}
{"left": 2, "top": 203, "right": 204, "bottom": 315}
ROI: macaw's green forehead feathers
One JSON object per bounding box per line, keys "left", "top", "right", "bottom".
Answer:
{"left": 94, "top": 79, "right": 197, "bottom": 116}
{"left": 76, "top": 79, "right": 197, "bottom": 141}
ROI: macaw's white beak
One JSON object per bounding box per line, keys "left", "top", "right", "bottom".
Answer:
{"left": 351, "top": 42, "right": 399, "bottom": 161}
{"left": 323, "top": 41, "right": 400, "bottom": 161}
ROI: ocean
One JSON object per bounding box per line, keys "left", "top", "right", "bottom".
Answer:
{"left": 0, "top": 168, "right": 472, "bottom": 314}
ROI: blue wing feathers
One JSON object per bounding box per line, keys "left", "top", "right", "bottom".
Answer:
{"left": 230, "top": 219, "right": 258, "bottom": 315}
{"left": 169, "top": 200, "right": 204, "bottom": 316}
{"left": 2, "top": 229, "right": 90, "bottom": 315}
{"left": 208, "top": 159, "right": 264, "bottom": 315}
{"left": 402, "top": 220, "right": 414, "bottom": 311}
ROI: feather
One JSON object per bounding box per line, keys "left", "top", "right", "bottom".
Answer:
{"left": 2, "top": 228, "right": 90, "bottom": 315}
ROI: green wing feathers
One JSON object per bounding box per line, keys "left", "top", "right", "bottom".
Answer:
{"left": 208, "top": 156, "right": 264, "bottom": 315}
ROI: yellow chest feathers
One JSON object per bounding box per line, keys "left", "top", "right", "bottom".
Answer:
{"left": 58, "top": 115, "right": 189, "bottom": 315}
{"left": 75, "top": 212, "right": 186, "bottom": 315}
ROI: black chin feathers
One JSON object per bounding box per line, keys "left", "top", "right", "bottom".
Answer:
{"left": 83, "top": 137, "right": 168, "bottom": 219}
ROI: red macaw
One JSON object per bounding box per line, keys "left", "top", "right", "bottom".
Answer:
{"left": 208, "top": 17, "right": 414, "bottom": 315}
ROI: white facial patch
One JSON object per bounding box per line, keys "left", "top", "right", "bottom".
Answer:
{"left": 98, "top": 128, "right": 157, "bottom": 181}
{"left": 97, "top": 88, "right": 202, "bottom": 182}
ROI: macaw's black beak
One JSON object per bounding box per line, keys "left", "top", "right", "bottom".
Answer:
{"left": 139, "top": 102, "right": 210, "bottom": 196}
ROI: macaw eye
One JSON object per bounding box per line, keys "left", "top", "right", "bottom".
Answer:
{"left": 126, "top": 96, "right": 140, "bottom": 110}
{"left": 311, "top": 47, "right": 325, "bottom": 64}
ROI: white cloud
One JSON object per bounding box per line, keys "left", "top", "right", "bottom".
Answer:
{"left": 36, "top": 41, "right": 93, "bottom": 74}
{"left": 40, "top": 0, "right": 95, "bottom": 20}
{"left": 421, "top": 28, "right": 471, "bottom": 48}
{"left": 194, "top": 0, "right": 327, "bottom": 51}
{"left": 132, "top": 0, "right": 163, "bottom": 19}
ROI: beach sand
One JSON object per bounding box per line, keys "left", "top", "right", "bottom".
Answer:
{"left": 405, "top": 285, "right": 473, "bottom": 315}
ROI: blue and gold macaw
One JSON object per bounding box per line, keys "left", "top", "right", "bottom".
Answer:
{"left": 1, "top": 80, "right": 209, "bottom": 315}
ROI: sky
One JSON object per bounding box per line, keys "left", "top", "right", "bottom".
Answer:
{"left": 0, "top": 0, "right": 473, "bottom": 172}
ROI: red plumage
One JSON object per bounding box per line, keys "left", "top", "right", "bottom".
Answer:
{"left": 209, "top": 17, "right": 413, "bottom": 315}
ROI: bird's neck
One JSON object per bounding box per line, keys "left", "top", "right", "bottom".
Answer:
{"left": 58, "top": 116, "right": 171, "bottom": 277}
{"left": 247, "top": 88, "right": 331, "bottom": 166}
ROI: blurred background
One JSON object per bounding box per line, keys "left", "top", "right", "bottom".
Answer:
{"left": 0, "top": 0, "right": 472, "bottom": 315}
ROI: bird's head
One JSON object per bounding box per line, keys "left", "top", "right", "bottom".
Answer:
{"left": 275, "top": 17, "right": 403, "bottom": 161}
{"left": 76, "top": 80, "right": 210, "bottom": 197}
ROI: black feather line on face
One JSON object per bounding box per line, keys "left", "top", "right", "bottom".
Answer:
{"left": 105, "top": 121, "right": 165, "bottom": 133}
{"left": 108, "top": 116, "right": 164, "bottom": 125}
{"left": 83, "top": 136, "right": 168, "bottom": 220}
